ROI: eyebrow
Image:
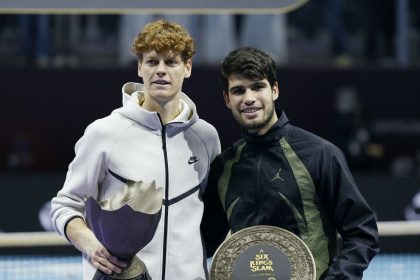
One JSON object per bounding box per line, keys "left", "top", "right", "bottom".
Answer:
{"left": 252, "top": 81, "right": 267, "bottom": 87}
{"left": 228, "top": 81, "right": 267, "bottom": 93}
{"left": 146, "top": 55, "right": 181, "bottom": 63}
{"left": 144, "top": 55, "right": 158, "bottom": 60}
{"left": 228, "top": 86, "right": 244, "bottom": 93}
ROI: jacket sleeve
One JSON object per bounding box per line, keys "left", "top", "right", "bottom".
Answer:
{"left": 49, "top": 121, "right": 109, "bottom": 239}
{"left": 201, "top": 155, "right": 230, "bottom": 257}
{"left": 318, "top": 145, "right": 380, "bottom": 280}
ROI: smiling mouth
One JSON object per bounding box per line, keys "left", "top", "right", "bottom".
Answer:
{"left": 241, "top": 107, "right": 261, "bottom": 114}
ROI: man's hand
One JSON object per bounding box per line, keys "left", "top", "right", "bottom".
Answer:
{"left": 84, "top": 237, "right": 127, "bottom": 275}
{"left": 66, "top": 217, "right": 127, "bottom": 275}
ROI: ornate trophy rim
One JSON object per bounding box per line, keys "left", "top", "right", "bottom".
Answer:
{"left": 210, "top": 225, "right": 316, "bottom": 280}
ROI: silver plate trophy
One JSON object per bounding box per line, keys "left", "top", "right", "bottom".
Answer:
{"left": 210, "top": 225, "right": 316, "bottom": 280}
{"left": 86, "top": 180, "right": 163, "bottom": 280}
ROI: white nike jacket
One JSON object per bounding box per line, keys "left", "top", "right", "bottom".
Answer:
{"left": 50, "top": 82, "right": 221, "bottom": 280}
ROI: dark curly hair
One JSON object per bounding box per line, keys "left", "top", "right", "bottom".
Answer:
{"left": 220, "top": 47, "right": 277, "bottom": 92}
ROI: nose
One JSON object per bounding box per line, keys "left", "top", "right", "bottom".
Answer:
{"left": 155, "top": 60, "right": 167, "bottom": 77}
{"left": 244, "top": 89, "right": 256, "bottom": 105}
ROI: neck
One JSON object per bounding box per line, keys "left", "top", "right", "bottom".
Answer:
{"left": 249, "top": 113, "right": 278, "bottom": 136}
{"left": 140, "top": 96, "right": 182, "bottom": 125}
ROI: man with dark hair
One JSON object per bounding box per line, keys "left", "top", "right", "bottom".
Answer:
{"left": 201, "top": 47, "right": 379, "bottom": 279}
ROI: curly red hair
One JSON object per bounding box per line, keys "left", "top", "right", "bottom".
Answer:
{"left": 132, "top": 19, "right": 196, "bottom": 62}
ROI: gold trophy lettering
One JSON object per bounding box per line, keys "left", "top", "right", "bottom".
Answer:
{"left": 210, "top": 225, "right": 316, "bottom": 280}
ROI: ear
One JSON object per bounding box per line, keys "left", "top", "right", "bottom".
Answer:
{"left": 272, "top": 82, "right": 279, "bottom": 101}
{"left": 184, "top": 59, "right": 192, "bottom": 78}
{"left": 137, "top": 63, "right": 143, "bottom": 78}
{"left": 223, "top": 91, "right": 231, "bottom": 109}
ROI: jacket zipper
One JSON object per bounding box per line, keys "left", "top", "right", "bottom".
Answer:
{"left": 256, "top": 152, "right": 262, "bottom": 205}
{"left": 161, "top": 123, "right": 169, "bottom": 280}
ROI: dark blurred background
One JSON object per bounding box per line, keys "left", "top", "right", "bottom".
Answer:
{"left": 1, "top": 1, "right": 420, "bottom": 253}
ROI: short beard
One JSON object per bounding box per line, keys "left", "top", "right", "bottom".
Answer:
{"left": 238, "top": 104, "right": 275, "bottom": 133}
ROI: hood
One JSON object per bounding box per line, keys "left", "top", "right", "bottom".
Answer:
{"left": 114, "top": 82, "right": 199, "bottom": 135}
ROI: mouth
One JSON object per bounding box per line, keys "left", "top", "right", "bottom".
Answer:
{"left": 240, "top": 107, "right": 262, "bottom": 114}
{"left": 152, "top": 80, "right": 171, "bottom": 85}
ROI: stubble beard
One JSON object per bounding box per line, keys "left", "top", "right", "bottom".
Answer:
{"left": 236, "top": 103, "right": 275, "bottom": 132}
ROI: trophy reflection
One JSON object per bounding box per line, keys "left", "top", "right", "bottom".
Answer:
{"left": 86, "top": 179, "right": 163, "bottom": 280}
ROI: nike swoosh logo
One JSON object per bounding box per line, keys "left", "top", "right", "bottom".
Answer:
{"left": 188, "top": 156, "right": 199, "bottom": 164}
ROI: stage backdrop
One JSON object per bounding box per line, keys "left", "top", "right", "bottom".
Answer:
{"left": 1, "top": 67, "right": 419, "bottom": 253}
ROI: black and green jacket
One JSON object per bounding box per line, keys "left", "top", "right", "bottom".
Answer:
{"left": 201, "top": 111, "right": 379, "bottom": 280}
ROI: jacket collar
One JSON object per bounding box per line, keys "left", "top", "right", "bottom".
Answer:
{"left": 243, "top": 110, "right": 289, "bottom": 145}
{"left": 113, "top": 82, "right": 198, "bottom": 136}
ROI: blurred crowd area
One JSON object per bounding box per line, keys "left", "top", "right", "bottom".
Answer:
{"left": 1, "top": 1, "right": 420, "bottom": 179}
{"left": 1, "top": 0, "right": 420, "bottom": 68}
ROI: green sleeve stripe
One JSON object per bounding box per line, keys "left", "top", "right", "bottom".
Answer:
{"left": 278, "top": 191, "right": 307, "bottom": 231}
{"left": 217, "top": 143, "right": 245, "bottom": 211}
{"left": 226, "top": 197, "right": 240, "bottom": 222}
{"left": 280, "top": 137, "right": 330, "bottom": 279}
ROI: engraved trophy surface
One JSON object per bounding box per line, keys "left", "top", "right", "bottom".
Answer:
{"left": 86, "top": 180, "right": 163, "bottom": 280}
{"left": 210, "top": 225, "right": 316, "bottom": 280}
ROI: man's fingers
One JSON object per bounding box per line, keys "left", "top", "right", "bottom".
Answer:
{"left": 106, "top": 262, "right": 123, "bottom": 274}
{"left": 92, "top": 258, "right": 113, "bottom": 275}
{"left": 100, "top": 249, "right": 127, "bottom": 268}
{"left": 91, "top": 254, "right": 123, "bottom": 274}
{"left": 99, "top": 247, "right": 112, "bottom": 259}
{"left": 108, "top": 255, "right": 127, "bottom": 267}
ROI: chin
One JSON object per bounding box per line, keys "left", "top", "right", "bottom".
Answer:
{"left": 242, "top": 121, "right": 261, "bottom": 130}
{"left": 151, "top": 89, "right": 172, "bottom": 96}
{"left": 154, "top": 93, "right": 178, "bottom": 103}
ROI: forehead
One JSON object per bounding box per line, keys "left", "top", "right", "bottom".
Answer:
{"left": 143, "top": 50, "right": 181, "bottom": 60}
{"left": 227, "top": 74, "right": 269, "bottom": 89}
